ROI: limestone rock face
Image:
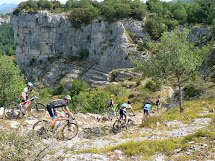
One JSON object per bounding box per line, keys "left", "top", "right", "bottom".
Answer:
{"left": 188, "top": 26, "right": 211, "bottom": 43}
{"left": 11, "top": 11, "right": 148, "bottom": 87}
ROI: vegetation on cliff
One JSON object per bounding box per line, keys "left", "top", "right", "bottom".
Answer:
{"left": 13, "top": 0, "right": 215, "bottom": 40}
{"left": 0, "top": 23, "right": 15, "bottom": 56}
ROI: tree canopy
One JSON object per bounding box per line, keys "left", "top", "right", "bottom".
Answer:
{"left": 134, "top": 28, "right": 209, "bottom": 112}
{"left": 0, "top": 55, "right": 25, "bottom": 107}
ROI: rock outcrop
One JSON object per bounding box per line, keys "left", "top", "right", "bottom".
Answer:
{"left": 11, "top": 11, "right": 148, "bottom": 87}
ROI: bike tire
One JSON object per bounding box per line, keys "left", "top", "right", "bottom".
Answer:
{"left": 62, "top": 122, "right": 78, "bottom": 140}
{"left": 113, "top": 120, "right": 122, "bottom": 133}
{"left": 32, "top": 120, "right": 52, "bottom": 139}
{"left": 106, "top": 111, "right": 113, "bottom": 121}
{"left": 127, "top": 119, "right": 134, "bottom": 128}
{"left": 4, "top": 102, "right": 21, "bottom": 119}
{"left": 30, "top": 103, "right": 46, "bottom": 118}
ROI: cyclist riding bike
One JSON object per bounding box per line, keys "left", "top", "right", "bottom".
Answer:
{"left": 107, "top": 96, "right": 115, "bottom": 112}
{"left": 156, "top": 96, "right": 161, "bottom": 110}
{"left": 21, "top": 82, "right": 33, "bottom": 112}
{"left": 144, "top": 102, "right": 152, "bottom": 118}
{"left": 46, "top": 95, "right": 75, "bottom": 129}
{"left": 119, "top": 100, "right": 135, "bottom": 124}
{"left": 107, "top": 96, "right": 114, "bottom": 108}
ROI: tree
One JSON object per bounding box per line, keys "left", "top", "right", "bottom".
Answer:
{"left": 0, "top": 55, "right": 25, "bottom": 107}
{"left": 133, "top": 29, "right": 207, "bottom": 112}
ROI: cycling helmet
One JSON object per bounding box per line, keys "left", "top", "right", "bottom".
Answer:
{"left": 65, "top": 95, "right": 71, "bottom": 100}
{"left": 128, "top": 100, "right": 131, "bottom": 104}
{"left": 27, "top": 82, "right": 33, "bottom": 87}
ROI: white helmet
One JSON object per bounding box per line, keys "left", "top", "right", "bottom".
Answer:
{"left": 65, "top": 95, "right": 71, "bottom": 100}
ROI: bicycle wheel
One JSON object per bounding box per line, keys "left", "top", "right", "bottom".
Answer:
{"left": 62, "top": 122, "right": 78, "bottom": 140}
{"left": 32, "top": 120, "right": 52, "bottom": 139}
{"left": 113, "top": 120, "right": 122, "bottom": 133}
{"left": 127, "top": 119, "right": 134, "bottom": 128}
{"left": 4, "top": 102, "right": 21, "bottom": 119}
{"left": 106, "top": 111, "right": 114, "bottom": 121}
{"left": 31, "top": 103, "right": 46, "bottom": 118}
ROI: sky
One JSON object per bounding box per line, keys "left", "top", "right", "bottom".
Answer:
{"left": 0, "top": 0, "right": 172, "bottom": 5}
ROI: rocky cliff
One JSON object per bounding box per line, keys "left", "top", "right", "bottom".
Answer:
{"left": 11, "top": 11, "right": 148, "bottom": 88}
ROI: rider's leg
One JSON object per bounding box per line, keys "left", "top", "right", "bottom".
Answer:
{"left": 50, "top": 117, "right": 57, "bottom": 129}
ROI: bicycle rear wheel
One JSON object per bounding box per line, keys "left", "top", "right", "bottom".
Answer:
{"left": 32, "top": 120, "right": 52, "bottom": 139}
{"left": 113, "top": 120, "right": 122, "bottom": 133}
{"left": 62, "top": 122, "right": 78, "bottom": 140}
{"left": 31, "top": 103, "right": 46, "bottom": 118}
{"left": 4, "top": 102, "right": 21, "bottom": 119}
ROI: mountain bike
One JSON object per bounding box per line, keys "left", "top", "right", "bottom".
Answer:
{"left": 4, "top": 95, "right": 46, "bottom": 119}
{"left": 113, "top": 114, "right": 135, "bottom": 134}
{"left": 106, "top": 104, "right": 119, "bottom": 121}
{"left": 32, "top": 114, "right": 78, "bottom": 140}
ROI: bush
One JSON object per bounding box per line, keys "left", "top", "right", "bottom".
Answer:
{"left": 131, "top": 7, "right": 146, "bottom": 21}
{"left": 71, "top": 79, "right": 88, "bottom": 97}
{"left": 78, "top": 48, "right": 89, "bottom": 59}
{"left": 0, "top": 55, "right": 25, "bottom": 107}
{"left": 71, "top": 87, "right": 109, "bottom": 113}
{"left": 145, "top": 79, "right": 162, "bottom": 92}
{"left": 69, "top": 7, "right": 98, "bottom": 27}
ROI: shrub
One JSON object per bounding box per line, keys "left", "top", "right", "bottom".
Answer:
{"left": 145, "top": 79, "right": 162, "bottom": 92}
{"left": 78, "top": 48, "right": 89, "bottom": 59}
{"left": 131, "top": 7, "right": 147, "bottom": 21}
{"left": 0, "top": 55, "right": 25, "bottom": 106}
{"left": 71, "top": 79, "right": 88, "bottom": 97}
{"left": 69, "top": 7, "right": 98, "bottom": 27}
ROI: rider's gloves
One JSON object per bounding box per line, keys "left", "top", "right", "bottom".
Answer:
{"left": 133, "top": 114, "right": 135, "bottom": 116}
{"left": 73, "top": 118, "right": 75, "bottom": 120}
{"left": 30, "top": 89, "right": 32, "bottom": 92}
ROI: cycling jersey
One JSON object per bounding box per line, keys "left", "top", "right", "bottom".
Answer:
{"left": 22, "top": 87, "right": 29, "bottom": 99}
{"left": 144, "top": 103, "right": 152, "bottom": 110}
{"left": 50, "top": 99, "right": 68, "bottom": 109}
{"left": 120, "top": 103, "right": 131, "bottom": 111}
{"left": 46, "top": 99, "right": 68, "bottom": 118}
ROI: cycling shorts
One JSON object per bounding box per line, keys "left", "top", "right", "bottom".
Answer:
{"left": 46, "top": 103, "right": 57, "bottom": 118}
{"left": 144, "top": 109, "right": 150, "bottom": 115}
{"left": 120, "top": 109, "right": 127, "bottom": 118}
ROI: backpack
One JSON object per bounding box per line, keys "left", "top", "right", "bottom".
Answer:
{"left": 107, "top": 99, "right": 113, "bottom": 106}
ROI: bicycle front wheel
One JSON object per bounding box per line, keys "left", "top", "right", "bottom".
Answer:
{"left": 127, "top": 119, "right": 134, "bottom": 128}
{"left": 62, "top": 122, "right": 78, "bottom": 140}
{"left": 113, "top": 120, "right": 122, "bottom": 133}
{"left": 31, "top": 103, "right": 46, "bottom": 118}
{"left": 4, "top": 102, "right": 21, "bottom": 119}
{"left": 32, "top": 120, "right": 52, "bottom": 139}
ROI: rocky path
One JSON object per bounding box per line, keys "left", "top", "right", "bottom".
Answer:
{"left": 1, "top": 108, "right": 214, "bottom": 161}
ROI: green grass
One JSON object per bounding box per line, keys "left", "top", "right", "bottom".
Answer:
{"left": 141, "top": 99, "right": 215, "bottom": 129}
{"left": 75, "top": 124, "right": 215, "bottom": 159}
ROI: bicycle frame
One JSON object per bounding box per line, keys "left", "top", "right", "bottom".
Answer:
{"left": 15, "top": 95, "right": 38, "bottom": 113}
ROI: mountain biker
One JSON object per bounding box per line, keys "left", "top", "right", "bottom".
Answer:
{"left": 21, "top": 82, "right": 33, "bottom": 112}
{"left": 107, "top": 96, "right": 115, "bottom": 113}
{"left": 119, "top": 100, "right": 135, "bottom": 124}
{"left": 107, "top": 96, "right": 114, "bottom": 108}
{"left": 156, "top": 96, "right": 161, "bottom": 110}
{"left": 144, "top": 101, "right": 152, "bottom": 118}
{"left": 46, "top": 95, "right": 75, "bottom": 129}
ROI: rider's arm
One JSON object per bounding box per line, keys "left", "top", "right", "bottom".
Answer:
{"left": 62, "top": 106, "right": 75, "bottom": 119}
{"left": 130, "top": 106, "right": 135, "bottom": 115}
{"left": 21, "top": 92, "right": 26, "bottom": 101}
